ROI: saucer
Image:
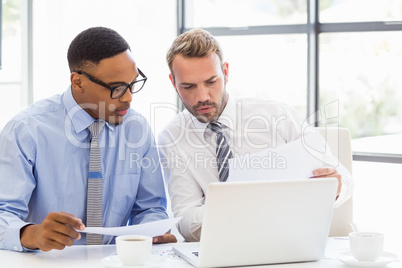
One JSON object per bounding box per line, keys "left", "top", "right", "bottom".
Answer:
{"left": 102, "top": 254, "right": 165, "bottom": 267}
{"left": 337, "top": 250, "right": 397, "bottom": 267}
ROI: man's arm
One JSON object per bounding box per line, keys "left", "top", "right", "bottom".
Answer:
{"left": 158, "top": 132, "right": 205, "bottom": 242}
{"left": 0, "top": 120, "right": 37, "bottom": 251}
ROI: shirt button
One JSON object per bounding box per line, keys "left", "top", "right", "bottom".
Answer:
{"left": 13, "top": 246, "right": 18, "bottom": 250}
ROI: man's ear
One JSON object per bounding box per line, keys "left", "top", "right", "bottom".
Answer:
{"left": 223, "top": 62, "right": 229, "bottom": 84}
{"left": 70, "top": 73, "right": 84, "bottom": 93}
{"left": 169, "top": 74, "right": 178, "bottom": 94}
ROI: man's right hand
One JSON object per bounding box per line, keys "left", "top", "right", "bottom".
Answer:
{"left": 20, "top": 211, "right": 85, "bottom": 251}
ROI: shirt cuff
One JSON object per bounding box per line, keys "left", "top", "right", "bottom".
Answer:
{"left": 2, "top": 222, "right": 33, "bottom": 252}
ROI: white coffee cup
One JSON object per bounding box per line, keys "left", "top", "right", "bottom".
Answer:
{"left": 349, "top": 232, "right": 384, "bottom": 261}
{"left": 116, "top": 235, "right": 152, "bottom": 266}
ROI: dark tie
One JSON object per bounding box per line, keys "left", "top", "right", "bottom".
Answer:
{"left": 208, "top": 121, "right": 233, "bottom": 182}
{"left": 86, "top": 121, "right": 105, "bottom": 245}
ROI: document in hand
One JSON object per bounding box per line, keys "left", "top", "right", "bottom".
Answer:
{"left": 228, "top": 131, "right": 328, "bottom": 181}
{"left": 78, "top": 217, "right": 181, "bottom": 237}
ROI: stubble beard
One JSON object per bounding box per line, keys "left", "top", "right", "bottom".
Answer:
{"left": 188, "top": 90, "right": 229, "bottom": 123}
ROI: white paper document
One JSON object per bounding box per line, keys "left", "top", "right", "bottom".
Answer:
{"left": 228, "top": 132, "right": 328, "bottom": 182}
{"left": 79, "top": 217, "right": 181, "bottom": 237}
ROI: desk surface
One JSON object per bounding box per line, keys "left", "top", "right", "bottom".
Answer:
{"left": 1, "top": 238, "right": 401, "bottom": 268}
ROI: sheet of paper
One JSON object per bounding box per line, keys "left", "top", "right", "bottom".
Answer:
{"left": 79, "top": 217, "right": 181, "bottom": 237}
{"left": 228, "top": 131, "right": 327, "bottom": 182}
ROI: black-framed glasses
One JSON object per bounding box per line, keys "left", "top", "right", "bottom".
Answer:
{"left": 73, "top": 68, "right": 147, "bottom": 99}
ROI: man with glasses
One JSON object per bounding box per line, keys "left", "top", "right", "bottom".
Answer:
{"left": 0, "top": 27, "right": 176, "bottom": 252}
{"left": 158, "top": 29, "right": 353, "bottom": 242}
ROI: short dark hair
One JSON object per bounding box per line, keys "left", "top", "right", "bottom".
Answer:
{"left": 67, "top": 27, "right": 130, "bottom": 72}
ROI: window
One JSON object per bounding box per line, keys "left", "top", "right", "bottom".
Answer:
{"left": 320, "top": 0, "right": 402, "bottom": 23}
{"left": 319, "top": 0, "right": 402, "bottom": 161}
{"left": 0, "top": 2, "right": 2, "bottom": 69}
{"left": 320, "top": 32, "right": 402, "bottom": 141}
{"left": 0, "top": 0, "right": 27, "bottom": 129}
{"left": 185, "top": 0, "right": 307, "bottom": 27}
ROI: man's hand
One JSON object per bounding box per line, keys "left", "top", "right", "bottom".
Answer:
{"left": 311, "top": 167, "right": 342, "bottom": 196}
{"left": 152, "top": 232, "right": 177, "bottom": 244}
{"left": 20, "top": 212, "right": 85, "bottom": 251}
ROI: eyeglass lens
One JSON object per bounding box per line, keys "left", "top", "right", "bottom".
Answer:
{"left": 111, "top": 80, "right": 145, "bottom": 99}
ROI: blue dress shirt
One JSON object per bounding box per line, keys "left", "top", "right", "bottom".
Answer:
{"left": 0, "top": 87, "right": 168, "bottom": 251}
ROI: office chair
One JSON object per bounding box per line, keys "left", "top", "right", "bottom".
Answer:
{"left": 316, "top": 127, "right": 354, "bottom": 236}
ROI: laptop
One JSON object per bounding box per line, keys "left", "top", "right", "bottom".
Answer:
{"left": 173, "top": 178, "right": 338, "bottom": 267}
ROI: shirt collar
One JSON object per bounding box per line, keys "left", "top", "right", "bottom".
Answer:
{"left": 62, "top": 86, "right": 114, "bottom": 134}
{"left": 217, "top": 95, "right": 237, "bottom": 131}
{"left": 189, "top": 111, "right": 209, "bottom": 131}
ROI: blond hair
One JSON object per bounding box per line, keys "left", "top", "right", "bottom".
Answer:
{"left": 166, "top": 29, "right": 224, "bottom": 78}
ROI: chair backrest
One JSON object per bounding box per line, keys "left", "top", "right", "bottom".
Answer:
{"left": 315, "top": 127, "right": 353, "bottom": 236}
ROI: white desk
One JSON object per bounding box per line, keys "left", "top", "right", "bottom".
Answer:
{"left": 1, "top": 238, "right": 401, "bottom": 268}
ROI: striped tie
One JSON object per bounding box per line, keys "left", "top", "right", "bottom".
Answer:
{"left": 208, "top": 122, "right": 233, "bottom": 182}
{"left": 86, "top": 121, "right": 105, "bottom": 245}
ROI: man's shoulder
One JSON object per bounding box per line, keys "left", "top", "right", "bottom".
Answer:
{"left": 234, "top": 97, "right": 296, "bottom": 115}
{"left": 235, "top": 97, "right": 291, "bottom": 107}
{"left": 11, "top": 94, "right": 64, "bottom": 123}
{"left": 1, "top": 94, "right": 64, "bottom": 141}
{"left": 158, "top": 110, "right": 192, "bottom": 142}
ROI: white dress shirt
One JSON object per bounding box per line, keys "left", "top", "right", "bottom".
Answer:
{"left": 158, "top": 96, "right": 353, "bottom": 242}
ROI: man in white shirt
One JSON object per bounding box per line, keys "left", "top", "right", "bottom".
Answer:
{"left": 158, "top": 29, "right": 353, "bottom": 242}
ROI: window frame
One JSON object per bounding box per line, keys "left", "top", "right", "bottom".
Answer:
{"left": 178, "top": 0, "right": 402, "bottom": 163}
{"left": 0, "top": 0, "right": 32, "bottom": 122}
{"left": 0, "top": 3, "right": 2, "bottom": 70}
